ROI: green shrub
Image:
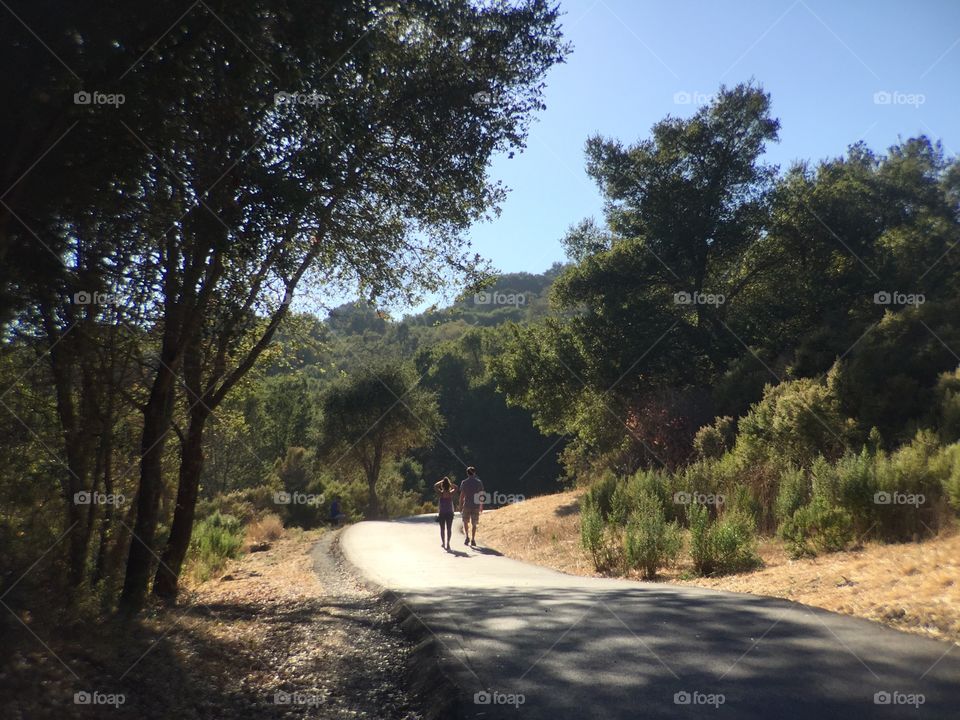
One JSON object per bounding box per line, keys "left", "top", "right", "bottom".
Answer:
{"left": 610, "top": 469, "right": 674, "bottom": 526}
{"left": 935, "top": 369, "right": 960, "bottom": 443}
{"left": 580, "top": 496, "right": 605, "bottom": 568}
{"left": 584, "top": 470, "right": 620, "bottom": 521}
{"left": 775, "top": 465, "right": 810, "bottom": 524}
{"left": 688, "top": 502, "right": 712, "bottom": 573}
{"left": 688, "top": 504, "right": 760, "bottom": 576}
{"left": 834, "top": 450, "right": 878, "bottom": 534}
{"left": 189, "top": 511, "right": 244, "bottom": 582}
{"left": 624, "top": 492, "right": 682, "bottom": 579}
{"left": 692, "top": 416, "right": 734, "bottom": 460}
{"left": 780, "top": 498, "right": 854, "bottom": 558}
{"left": 935, "top": 442, "right": 960, "bottom": 511}
{"left": 734, "top": 366, "right": 854, "bottom": 467}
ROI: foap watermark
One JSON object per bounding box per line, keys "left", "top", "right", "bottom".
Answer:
{"left": 73, "top": 290, "right": 124, "bottom": 306}
{"left": 873, "top": 291, "right": 924, "bottom": 307}
{"left": 475, "top": 491, "right": 524, "bottom": 506}
{"left": 74, "top": 90, "right": 125, "bottom": 107}
{"left": 474, "top": 291, "right": 526, "bottom": 307}
{"left": 674, "top": 291, "right": 724, "bottom": 306}
{"left": 74, "top": 491, "right": 125, "bottom": 506}
{"left": 674, "top": 690, "right": 725, "bottom": 707}
{"left": 274, "top": 90, "right": 328, "bottom": 107}
{"left": 873, "top": 90, "right": 925, "bottom": 108}
{"left": 673, "top": 90, "right": 715, "bottom": 105}
{"left": 874, "top": 491, "right": 925, "bottom": 507}
{"left": 673, "top": 491, "right": 725, "bottom": 507}
{"left": 273, "top": 690, "right": 323, "bottom": 706}
{"left": 273, "top": 491, "right": 323, "bottom": 506}
{"left": 472, "top": 90, "right": 499, "bottom": 105}
{"left": 873, "top": 690, "right": 925, "bottom": 707}
{"left": 474, "top": 690, "right": 525, "bottom": 708}
{"left": 74, "top": 690, "right": 125, "bottom": 707}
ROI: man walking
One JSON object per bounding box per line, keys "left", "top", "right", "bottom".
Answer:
{"left": 459, "top": 466, "right": 484, "bottom": 546}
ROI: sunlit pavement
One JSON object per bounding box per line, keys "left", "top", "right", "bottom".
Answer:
{"left": 340, "top": 515, "right": 959, "bottom": 719}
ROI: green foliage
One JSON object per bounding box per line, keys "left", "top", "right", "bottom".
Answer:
{"left": 688, "top": 504, "right": 761, "bottom": 576}
{"left": 692, "top": 417, "right": 735, "bottom": 460}
{"left": 188, "top": 512, "right": 244, "bottom": 582}
{"left": 934, "top": 369, "right": 960, "bottom": 443}
{"left": 271, "top": 447, "right": 324, "bottom": 528}
{"left": 611, "top": 469, "right": 672, "bottom": 525}
{"left": 938, "top": 443, "right": 960, "bottom": 511}
{"left": 735, "top": 366, "right": 854, "bottom": 467}
{"left": 583, "top": 471, "right": 621, "bottom": 521}
{"left": 316, "top": 362, "right": 441, "bottom": 518}
{"left": 775, "top": 465, "right": 810, "bottom": 524}
{"left": 579, "top": 494, "right": 619, "bottom": 572}
{"left": 497, "top": 83, "right": 781, "bottom": 468}
{"left": 780, "top": 498, "right": 854, "bottom": 558}
{"left": 624, "top": 493, "right": 682, "bottom": 579}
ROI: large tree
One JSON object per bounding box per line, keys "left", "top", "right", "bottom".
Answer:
{"left": 316, "top": 363, "right": 441, "bottom": 518}
{"left": 495, "top": 84, "right": 780, "bottom": 469}
{"left": 2, "top": 0, "right": 567, "bottom": 610}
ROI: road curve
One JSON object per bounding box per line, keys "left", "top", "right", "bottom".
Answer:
{"left": 339, "top": 515, "right": 958, "bottom": 719}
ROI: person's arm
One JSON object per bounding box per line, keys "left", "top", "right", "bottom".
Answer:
{"left": 433, "top": 480, "right": 443, "bottom": 493}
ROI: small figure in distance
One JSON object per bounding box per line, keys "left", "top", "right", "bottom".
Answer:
{"left": 434, "top": 476, "right": 458, "bottom": 550}
{"left": 459, "top": 466, "right": 484, "bottom": 547}
{"left": 329, "top": 495, "right": 346, "bottom": 527}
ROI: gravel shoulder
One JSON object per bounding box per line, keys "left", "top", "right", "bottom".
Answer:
{"left": 1, "top": 528, "right": 429, "bottom": 719}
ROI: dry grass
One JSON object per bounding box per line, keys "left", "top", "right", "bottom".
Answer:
{"left": 244, "top": 512, "right": 285, "bottom": 548}
{"left": 481, "top": 489, "right": 960, "bottom": 644}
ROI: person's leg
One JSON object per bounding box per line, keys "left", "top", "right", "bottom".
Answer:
{"left": 439, "top": 515, "right": 446, "bottom": 545}
{"left": 468, "top": 508, "right": 479, "bottom": 544}
{"left": 444, "top": 514, "right": 453, "bottom": 547}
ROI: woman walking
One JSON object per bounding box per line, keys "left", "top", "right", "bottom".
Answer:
{"left": 434, "top": 476, "right": 458, "bottom": 549}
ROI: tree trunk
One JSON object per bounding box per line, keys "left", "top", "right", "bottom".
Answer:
{"left": 118, "top": 355, "right": 177, "bottom": 613}
{"left": 153, "top": 343, "right": 209, "bottom": 602}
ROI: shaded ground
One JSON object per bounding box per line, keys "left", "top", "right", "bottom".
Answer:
{"left": 342, "top": 516, "right": 960, "bottom": 720}
{"left": 480, "top": 489, "right": 960, "bottom": 644}
{"left": 0, "top": 529, "right": 425, "bottom": 719}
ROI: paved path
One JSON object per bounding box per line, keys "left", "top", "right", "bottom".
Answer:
{"left": 339, "top": 515, "right": 958, "bottom": 719}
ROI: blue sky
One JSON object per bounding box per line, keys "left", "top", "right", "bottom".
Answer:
{"left": 470, "top": 0, "right": 960, "bottom": 276}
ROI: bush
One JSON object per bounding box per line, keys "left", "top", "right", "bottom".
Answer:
{"left": 935, "top": 369, "right": 960, "bottom": 443}
{"left": 610, "top": 469, "right": 673, "bottom": 526}
{"left": 834, "top": 450, "right": 878, "bottom": 535}
{"left": 734, "top": 365, "right": 854, "bottom": 467}
{"left": 247, "top": 513, "right": 284, "bottom": 545}
{"left": 584, "top": 470, "right": 620, "bottom": 521}
{"left": 775, "top": 465, "right": 810, "bottom": 524}
{"left": 692, "top": 416, "right": 735, "bottom": 460}
{"left": 936, "top": 442, "right": 960, "bottom": 511}
{"left": 623, "top": 492, "right": 682, "bottom": 579}
{"left": 189, "top": 512, "right": 244, "bottom": 582}
{"left": 688, "top": 504, "right": 760, "bottom": 576}
{"left": 780, "top": 498, "right": 854, "bottom": 558}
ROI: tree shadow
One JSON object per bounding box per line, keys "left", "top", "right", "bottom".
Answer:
{"left": 394, "top": 582, "right": 960, "bottom": 720}
{"left": 554, "top": 500, "right": 580, "bottom": 517}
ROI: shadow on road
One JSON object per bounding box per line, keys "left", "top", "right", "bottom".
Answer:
{"left": 400, "top": 583, "right": 958, "bottom": 719}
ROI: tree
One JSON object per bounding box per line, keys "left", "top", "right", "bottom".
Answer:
{"left": 81, "top": 0, "right": 564, "bottom": 610}
{"left": 496, "top": 84, "right": 780, "bottom": 469}
{"left": 317, "top": 364, "right": 441, "bottom": 518}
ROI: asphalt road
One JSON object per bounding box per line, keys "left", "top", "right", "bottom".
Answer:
{"left": 338, "top": 515, "right": 959, "bottom": 719}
